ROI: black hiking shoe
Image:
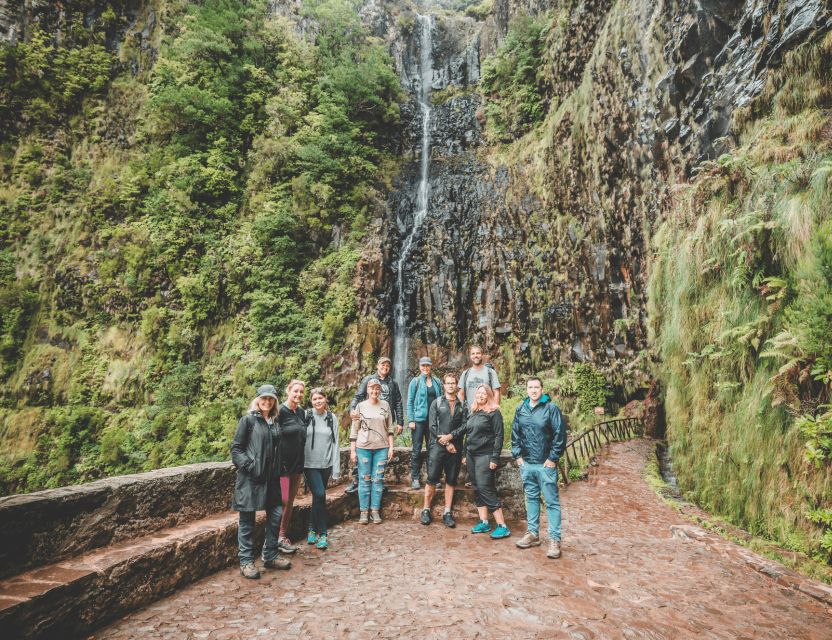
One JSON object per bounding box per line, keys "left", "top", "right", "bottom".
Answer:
{"left": 420, "top": 508, "right": 432, "bottom": 525}
{"left": 442, "top": 512, "right": 456, "bottom": 528}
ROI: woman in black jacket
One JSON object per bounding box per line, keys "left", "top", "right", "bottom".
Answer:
{"left": 462, "top": 384, "right": 510, "bottom": 539}
{"left": 231, "top": 385, "right": 292, "bottom": 579}
{"left": 276, "top": 379, "right": 308, "bottom": 553}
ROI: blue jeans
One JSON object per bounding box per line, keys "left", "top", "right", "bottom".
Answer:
{"left": 520, "top": 463, "right": 561, "bottom": 540}
{"left": 357, "top": 447, "right": 389, "bottom": 511}
{"left": 238, "top": 503, "right": 282, "bottom": 567}
{"left": 304, "top": 467, "right": 332, "bottom": 535}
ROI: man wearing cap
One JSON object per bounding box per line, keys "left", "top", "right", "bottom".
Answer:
{"left": 406, "top": 357, "right": 442, "bottom": 490}
{"left": 346, "top": 357, "right": 403, "bottom": 493}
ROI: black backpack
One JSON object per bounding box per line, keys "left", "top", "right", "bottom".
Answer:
{"left": 306, "top": 409, "right": 336, "bottom": 450}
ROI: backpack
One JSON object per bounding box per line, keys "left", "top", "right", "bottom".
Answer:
{"left": 306, "top": 409, "right": 336, "bottom": 450}
{"left": 461, "top": 365, "right": 496, "bottom": 393}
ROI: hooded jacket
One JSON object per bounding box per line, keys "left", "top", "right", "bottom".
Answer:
{"left": 510, "top": 395, "right": 566, "bottom": 464}
{"left": 230, "top": 411, "right": 282, "bottom": 511}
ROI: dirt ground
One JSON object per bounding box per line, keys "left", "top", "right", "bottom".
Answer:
{"left": 95, "top": 440, "right": 832, "bottom": 639}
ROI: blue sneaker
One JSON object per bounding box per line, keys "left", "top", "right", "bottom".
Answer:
{"left": 316, "top": 534, "right": 328, "bottom": 550}
{"left": 307, "top": 531, "right": 318, "bottom": 545}
{"left": 490, "top": 524, "right": 511, "bottom": 539}
{"left": 471, "top": 520, "right": 492, "bottom": 534}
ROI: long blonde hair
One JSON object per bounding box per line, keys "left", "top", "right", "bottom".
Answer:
{"left": 248, "top": 395, "right": 278, "bottom": 418}
{"left": 470, "top": 384, "right": 499, "bottom": 413}
{"left": 285, "top": 379, "right": 305, "bottom": 399}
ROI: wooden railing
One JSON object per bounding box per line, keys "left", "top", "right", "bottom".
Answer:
{"left": 558, "top": 417, "right": 644, "bottom": 484}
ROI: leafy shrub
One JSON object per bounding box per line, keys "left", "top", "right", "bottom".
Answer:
{"left": 480, "top": 15, "right": 549, "bottom": 140}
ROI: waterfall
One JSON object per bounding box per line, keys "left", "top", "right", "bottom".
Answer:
{"left": 393, "top": 13, "right": 433, "bottom": 395}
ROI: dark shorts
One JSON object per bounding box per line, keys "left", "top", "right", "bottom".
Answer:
{"left": 426, "top": 443, "right": 462, "bottom": 486}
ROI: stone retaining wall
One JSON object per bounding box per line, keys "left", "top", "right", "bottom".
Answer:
{"left": 0, "top": 462, "right": 236, "bottom": 580}
{"left": 0, "top": 448, "right": 526, "bottom": 579}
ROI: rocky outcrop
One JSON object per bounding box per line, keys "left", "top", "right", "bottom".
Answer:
{"left": 366, "top": 0, "right": 831, "bottom": 387}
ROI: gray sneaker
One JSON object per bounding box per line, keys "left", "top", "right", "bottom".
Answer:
{"left": 411, "top": 478, "right": 421, "bottom": 490}
{"left": 278, "top": 537, "right": 299, "bottom": 554}
{"left": 262, "top": 555, "right": 292, "bottom": 570}
{"left": 516, "top": 532, "right": 541, "bottom": 549}
{"left": 371, "top": 509, "right": 383, "bottom": 524}
{"left": 240, "top": 563, "right": 260, "bottom": 579}
{"left": 547, "top": 539, "right": 562, "bottom": 559}
{"left": 359, "top": 510, "right": 369, "bottom": 524}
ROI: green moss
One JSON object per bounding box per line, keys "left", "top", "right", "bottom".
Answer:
{"left": 648, "top": 34, "right": 832, "bottom": 560}
{"left": 0, "top": 0, "right": 403, "bottom": 495}
{"left": 479, "top": 14, "right": 549, "bottom": 141}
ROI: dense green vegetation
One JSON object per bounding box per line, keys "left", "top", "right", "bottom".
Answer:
{"left": 479, "top": 14, "right": 549, "bottom": 141}
{"left": 648, "top": 33, "right": 832, "bottom": 560}
{"left": 0, "top": 0, "right": 402, "bottom": 493}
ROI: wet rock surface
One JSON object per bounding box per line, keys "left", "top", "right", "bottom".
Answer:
{"left": 0, "top": 462, "right": 235, "bottom": 580}
{"left": 96, "top": 441, "right": 832, "bottom": 639}
{"left": 363, "top": 0, "right": 831, "bottom": 382}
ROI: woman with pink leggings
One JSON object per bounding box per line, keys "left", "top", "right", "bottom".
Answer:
{"left": 276, "top": 380, "right": 308, "bottom": 554}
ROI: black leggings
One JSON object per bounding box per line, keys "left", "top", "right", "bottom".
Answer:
{"left": 411, "top": 420, "right": 429, "bottom": 480}
{"left": 467, "top": 452, "right": 501, "bottom": 512}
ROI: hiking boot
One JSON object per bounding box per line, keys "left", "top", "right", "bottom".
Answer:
{"left": 240, "top": 563, "right": 260, "bottom": 579}
{"left": 307, "top": 531, "right": 318, "bottom": 545}
{"left": 345, "top": 478, "right": 358, "bottom": 494}
{"left": 490, "top": 524, "right": 511, "bottom": 539}
{"left": 515, "top": 532, "right": 541, "bottom": 549}
{"left": 371, "top": 509, "right": 383, "bottom": 524}
{"left": 420, "top": 508, "right": 432, "bottom": 525}
{"left": 359, "top": 510, "right": 369, "bottom": 524}
{"left": 471, "top": 520, "right": 491, "bottom": 534}
{"left": 442, "top": 512, "right": 456, "bottom": 528}
{"left": 316, "top": 535, "right": 329, "bottom": 550}
{"left": 547, "top": 539, "right": 562, "bottom": 559}
{"left": 436, "top": 482, "right": 443, "bottom": 490}
{"left": 278, "top": 537, "right": 298, "bottom": 554}
{"left": 262, "top": 556, "right": 291, "bottom": 570}
{"left": 411, "top": 478, "right": 421, "bottom": 490}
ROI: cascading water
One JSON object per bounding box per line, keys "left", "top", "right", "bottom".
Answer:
{"left": 393, "top": 13, "right": 433, "bottom": 394}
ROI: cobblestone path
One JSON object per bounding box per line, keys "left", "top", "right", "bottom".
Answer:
{"left": 96, "top": 440, "right": 831, "bottom": 639}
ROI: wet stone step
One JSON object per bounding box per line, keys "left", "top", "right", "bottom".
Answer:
{"left": 0, "top": 487, "right": 354, "bottom": 640}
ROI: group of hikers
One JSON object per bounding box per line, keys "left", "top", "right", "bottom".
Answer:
{"left": 230, "top": 345, "right": 567, "bottom": 580}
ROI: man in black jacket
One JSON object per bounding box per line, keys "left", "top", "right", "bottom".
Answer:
{"left": 345, "top": 356, "right": 403, "bottom": 493}
{"left": 423, "top": 372, "right": 467, "bottom": 527}
{"left": 510, "top": 377, "right": 567, "bottom": 559}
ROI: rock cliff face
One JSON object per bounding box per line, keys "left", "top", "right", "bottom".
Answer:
{"left": 358, "top": 0, "right": 831, "bottom": 387}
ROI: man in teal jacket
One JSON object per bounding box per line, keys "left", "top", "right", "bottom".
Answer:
{"left": 511, "top": 376, "right": 566, "bottom": 559}
{"left": 407, "top": 357, "right": 442, "bottom": 490}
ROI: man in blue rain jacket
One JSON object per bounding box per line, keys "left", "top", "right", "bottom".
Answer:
{"left": 511, "top": 376, "right": 567, "bottom": 559}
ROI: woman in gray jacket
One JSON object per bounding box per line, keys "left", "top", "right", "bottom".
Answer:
{"left": 231, "top": 385, "right": 292, "bottom": 579}
{"left": 304, "top": 388, "right": 341, "bottom": 550}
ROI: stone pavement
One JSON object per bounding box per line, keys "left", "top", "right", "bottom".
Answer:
{"left": 95, "top": 441, "right": 832, "bottom": 639}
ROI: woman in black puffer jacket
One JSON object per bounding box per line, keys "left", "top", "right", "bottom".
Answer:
{"left": 231, "top": 384, "right": 292, "bottom": 579}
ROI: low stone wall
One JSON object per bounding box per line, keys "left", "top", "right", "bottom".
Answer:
{"left": 0, "top": 447, "right": 525, "bottom": 579}
{"left": 0, "top": 462, "right": 236, "bottom": 580}
{"left": 1, "top": 447, "right": 532, "bottom": 639}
